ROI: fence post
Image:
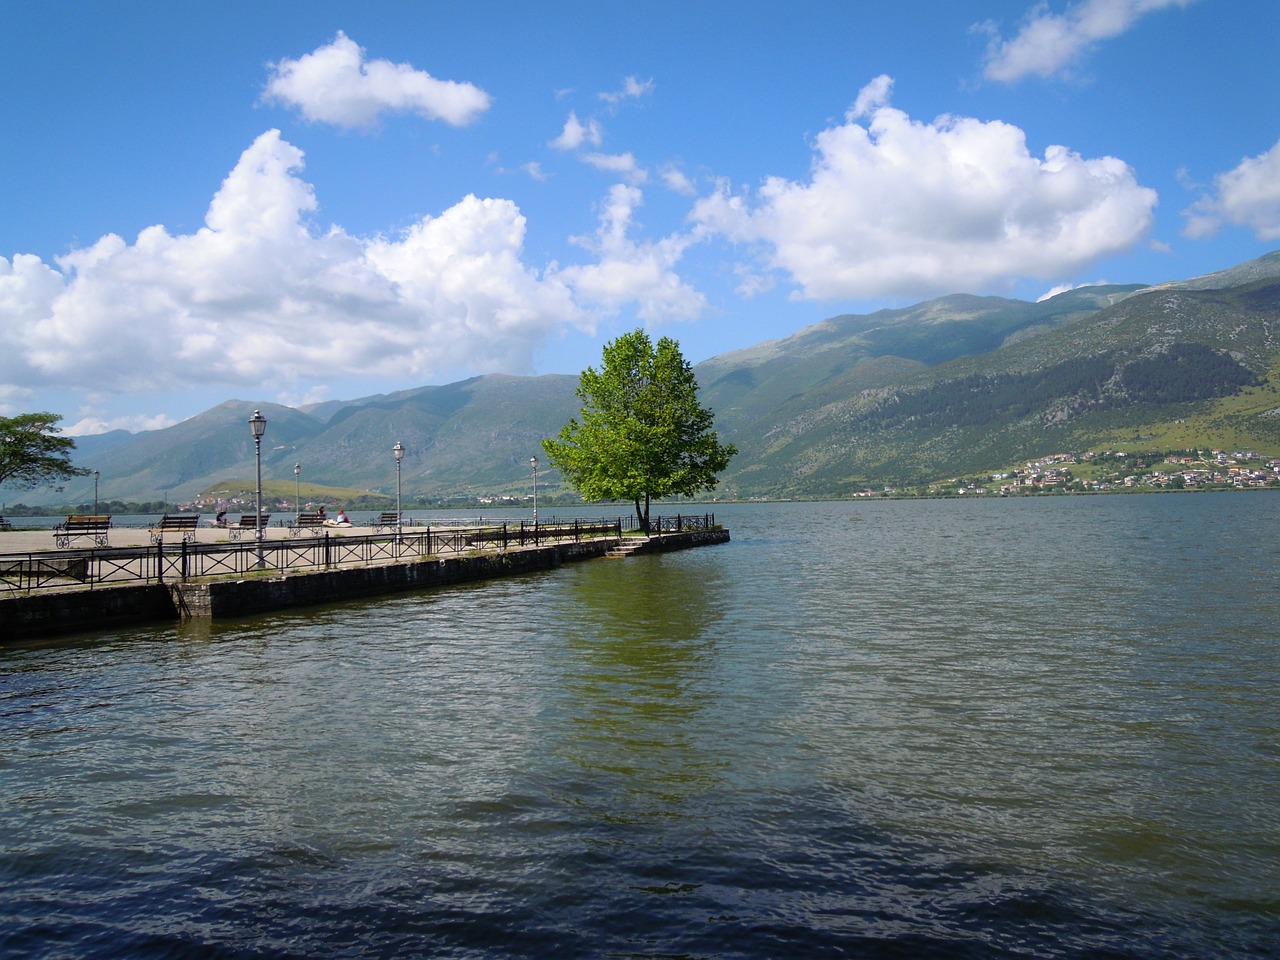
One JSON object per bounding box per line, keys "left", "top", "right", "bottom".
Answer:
{"left": 181, "top": 537, "right": 188, "bottom": 581}
{"left": 324, "top": 532, "right": 331, "bottom": 568}
{"left": 502, "top": 522, "right": 508, "bottom": 551}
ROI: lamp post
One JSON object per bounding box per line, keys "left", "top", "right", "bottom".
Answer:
{"left": 392, "top": 442, "right": 404, "bottom": 544}
{"left": 249, "top": 410, "right": 267, "bottom": 566}
{"left": 530, "top": 456, "right": 538, "bottom": 527}
{"left": 294, "top": 463, "right": 301, "bottom": 522}
{"left": 93, "top": 470, "right": 99, "bottom": 515}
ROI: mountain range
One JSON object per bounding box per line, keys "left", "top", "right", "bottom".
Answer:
{"left": 31, "top": 250, "right": 1280, "bottom": 505}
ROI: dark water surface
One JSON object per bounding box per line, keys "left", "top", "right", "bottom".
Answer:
{"left": 3, "top": 495, "right": 1277, "bottom": 958}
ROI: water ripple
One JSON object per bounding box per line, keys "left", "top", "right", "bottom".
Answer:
{"left": 2, "top": 496, "right": 1278, "bottom": 957}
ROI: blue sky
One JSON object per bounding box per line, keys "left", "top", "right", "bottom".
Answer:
{"left": 1, "top": 0, "right": 1277, "bottom": 436}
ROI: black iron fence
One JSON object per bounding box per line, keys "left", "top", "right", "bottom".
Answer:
{"left": 0, "top": 514, "right": 718, "bottom": 595}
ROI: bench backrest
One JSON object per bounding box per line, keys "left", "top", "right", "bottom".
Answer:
{"left": 159, "top": 514, "right": 199, "bottom": 529}
{"left": 64, "top": 515, "right": 111, "bottom": 531}
{"left": 296, "top": 513, "right": 324, "bottom": 525}
{"left": 238, "top": 514, "right": 270, "bottom": 528}
{"left": 379, "top": 512, "right": 401, "bottom": 522}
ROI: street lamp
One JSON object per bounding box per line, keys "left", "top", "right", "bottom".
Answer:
{"left": 392, "top": 442, "right": 404, "bottom": 544}
{"left": 294, "top": 463, "right": 301, "bottom": 522}
{"left": 93, "top": 470, "right": 99, "bottom": 515}
{"left": 249, "top": 410, "right": 267, "bottom": 566}
{"left": 530, "top": 456, "right": 538, "bottom": 526}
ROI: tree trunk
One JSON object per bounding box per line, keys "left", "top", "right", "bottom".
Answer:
{"left": 634, "top": 493, "right": 650, "bottom": 535}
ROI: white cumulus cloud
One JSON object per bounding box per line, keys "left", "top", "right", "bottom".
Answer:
{"left": 549, "top": 110, "right": 650, "bottom": 185}
{"left": 550, "top": 111, "right": 604, "bottom": 151}
{"left": 691, "top": 75, "right": 1158, "bottom": 301}
{"left": 981, "top": 0, "right": 1197, "bottom": 83}
{"left": 659, "top": 165, "right": 695, "bottom": 196}
{"left": 263, "top": 31, "right": 491, "bottom": 129}
{"left": 65, "top": 413, "right": 178, "bottom": 436}
{"left": 1183, "top": 138, "right": 1280, "bottom": 241}
{"left": 0, "top": 383, "right": 34, "bottom": 417}
{"left": 0, "top": 130, "right": 610, "bottom": 399}
{"left": 581, "top": 151, "right": 648, "bottom": 184}
{"left": 599, "top": 75, "right": 655, "bottom": 106}
{"left": 561, "top": 185, "right": 705, "bottom": 323}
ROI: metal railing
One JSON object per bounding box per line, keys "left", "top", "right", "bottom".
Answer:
{"left": 0, "top": 513, "right": 718, "bottom": 595}
{"left": 651, "top": 513, "right": 717, "bottom": 533}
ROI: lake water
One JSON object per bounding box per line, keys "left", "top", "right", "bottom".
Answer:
{"left": 2, "top": 495, "right": 1277, "bottom": 958}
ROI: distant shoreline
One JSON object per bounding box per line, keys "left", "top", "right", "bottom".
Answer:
{"left": 3, "top": 481, "right": 1277, "bottom": 523}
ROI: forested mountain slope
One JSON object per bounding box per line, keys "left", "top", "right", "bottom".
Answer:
{"left": 714, "top": 275, "right": 1280, "bottom": 495}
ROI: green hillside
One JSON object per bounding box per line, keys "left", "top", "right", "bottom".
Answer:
{"left": 715, "top": 276, "right": 1280, "bottom": 495}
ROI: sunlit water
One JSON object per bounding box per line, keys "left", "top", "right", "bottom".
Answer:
{"left": 2, "top": 495, "right": 1277, "bottom": 958}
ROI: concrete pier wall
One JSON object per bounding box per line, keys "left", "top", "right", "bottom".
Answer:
{"left": 171, "top": 539, "right": 612, "bottom": 619}
{"left": 1, "top": 584, "right": 179, "bottom": 641}
{"left": 1, "top": 530, "right": 729, "bottom": 642}
{"left": 632, "top": 529, "right": 731, "bottom": 553}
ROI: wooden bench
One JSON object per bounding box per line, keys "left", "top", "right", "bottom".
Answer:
{"left": 53, "top": 515, "right": 111, "bottom": 548}
{"left": 0, "top": 515, "right": 11, "bottom": 531}
{"left": 149, "top": 513, "right": 200, "bottom": 544}
{"left": 289, "top": 512, "right": 326, "bottom": 536}
{"left": 370, "top": 511, "right": 401, "bottom": 533}
{"left": 227, "top": 514, "right": 270, "bottom": 540}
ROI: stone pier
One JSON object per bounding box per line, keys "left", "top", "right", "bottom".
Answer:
{"left": 1, "top": 530, "right": 729, "bottom": 642}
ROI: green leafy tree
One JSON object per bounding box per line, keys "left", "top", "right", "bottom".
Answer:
{"left": 0, "top": 412, "right": 85, "bottom": 490}
{"left": 543, "top": 330, "right": 736, "bottom": 533}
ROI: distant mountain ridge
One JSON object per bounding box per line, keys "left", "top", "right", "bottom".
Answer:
{"left": 713, "top": 269, "right": 1280, "bottom": 495}
{"left": 1149, "top": 250, "right": 1280, "bottom": 292}
{"left": 30, "top": 250, "right": 1280, "bottom": 504}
